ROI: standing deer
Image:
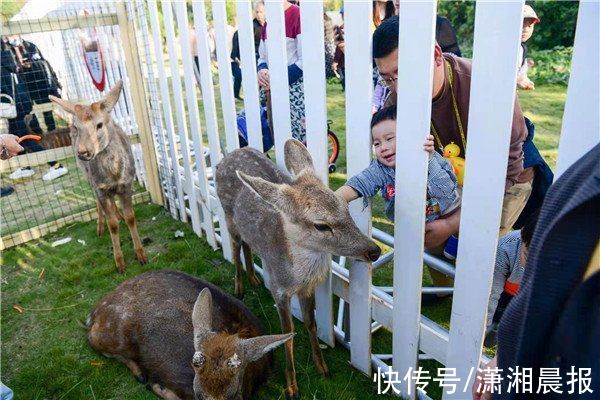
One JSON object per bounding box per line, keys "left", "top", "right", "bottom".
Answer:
{"left": 216, "top": 139, "right": 381, "bottom": 399}
{"left": 87, "top": 270, "right": 292, "bottom": 400}
{"left": 49, "top": 81, "right": 146, "bottom": 272}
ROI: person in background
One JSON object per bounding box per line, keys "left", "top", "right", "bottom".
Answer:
{"left": 0, "top": 134, "right": 24, "bottom": 197}
{"left": 474, "top": 144, "right": 599, "bottom": 400}
{"left": 324, "top": 12, "right": 336, "bottom": 79}
{"left": 256, "top": 1, "right": 305, "bottom": 141}
{"left": 484, "top": 209, "right": 539, "bottom": 347}
{"left": 1, "top": 36, "right": 67, "bottom": 182}
{"left": 230, "top": 29, "right": 243, "bottom": 100}
{"left": 253, "top": 0, "right": 265, "bottom": 61}
{"left": 373, "top": 17, "right": 533, "bottom": 297}
{"left": 517, "top": 5, "right": 540, "bottom": 90}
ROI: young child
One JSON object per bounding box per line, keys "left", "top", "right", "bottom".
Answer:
{"left": 517, "top": 5, "right": 540, "bottom": 90}
{"left": 336, "top": 105, "right": 460, "bottom": 223}
{"left": 484, "top": 210, "right": 539, "bottom": 347}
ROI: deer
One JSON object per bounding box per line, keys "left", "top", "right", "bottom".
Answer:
{"left": 215, "top": 139, "right": 382, "bottom": 399}
{"left": 87, "top": 269, "right": 292, "bottom": 400}
{"left": 49, "top": 81, "right": 146, "bottom": 273}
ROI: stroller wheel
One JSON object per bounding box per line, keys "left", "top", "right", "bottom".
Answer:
{"left": 328, "top": 163, "right": 337, "bottom": 173}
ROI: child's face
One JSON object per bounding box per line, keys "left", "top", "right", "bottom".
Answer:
{"left": 522, "top": 19, "right": 536, "bottom": 42}
{"left": 372, "top": 119, "right": 397, "bottom": 168}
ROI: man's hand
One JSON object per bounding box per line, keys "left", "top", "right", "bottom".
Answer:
{"left": 257, "top": 69, "right": 270, "bottom": 90}
{"left": 424, "top": 209, "right": 460, "bottom": 249}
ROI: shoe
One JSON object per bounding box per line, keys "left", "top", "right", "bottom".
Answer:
{"left": 1, "top": 186, "right": 14, "bottom": 197}
{"left": 9, "top": 167, "right": 35, "bottom": 180}
{"left": 443, "top": 235, "right": 459, "bottom": 260}
{"left": 42, "top": 165, "right": 68, "bottom": 181}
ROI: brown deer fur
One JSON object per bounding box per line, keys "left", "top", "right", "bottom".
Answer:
{"left": 87, "top": 270, "right": 292, "bottom": 400}
{"left": 49, "top": 81, "right": 146, "bottom": 272}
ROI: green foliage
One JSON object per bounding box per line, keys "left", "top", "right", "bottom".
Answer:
{"left": 528, "top": 46, "right": 572, "bottom": 86}
{"left": 527, "top": 1, "right": 579, "bottom": 51}
{"left": 437, "top": 0, "right": 579, "bottom": 54}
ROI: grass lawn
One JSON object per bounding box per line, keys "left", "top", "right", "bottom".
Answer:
{"left": 1, "top": 81, "right": 565, "bottom": 399}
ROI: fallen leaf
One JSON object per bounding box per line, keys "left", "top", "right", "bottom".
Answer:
{"left": 38, "top": 268, "right": 45, "bottom": 283}
{"left": 13, "top": 305, "right": 25, "bottom": 314}
{"left": 89, "top": 361, "right": 105, "bottom": 367}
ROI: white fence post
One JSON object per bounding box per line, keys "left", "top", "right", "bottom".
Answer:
{"left": 555, "top": 0, "right": 600, "bottom": 179}
{"left": 264, "top": 0, "right": 292, "bottom": 168}
{"left": 191, "top": 0, "right": 232, "bottom": 261}
{"left": 236, "top": 0, "right": 263, "bottom": 152}
{"left": 147, "top": 0, "right": 187, "bottom": 223}
{"left": 344, "top": 1, "right": 374, "bottom": 375}
{"left": 444, "top": 2, "right": 524, "bottom": 398}
{"left": 392, "top": 1, "right": 438, "bottom": 397}
{"left": 172, "top": 0, "right": 217, "bottom": 249}
{"left": 212, "top": 1, "right": 240, "bottom": 155}
{"left": 161, "top": 0, "right": 203, "bottom": 236}
{"left": 300, "top": 0, "right": 334, "bottom": 347}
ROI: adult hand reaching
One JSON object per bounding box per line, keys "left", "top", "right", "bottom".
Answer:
{"left": 0, "top": 134, "right": 24, "bottom": 160}
{"left": 257, "top": 69, "right": 270, "bottom": 90}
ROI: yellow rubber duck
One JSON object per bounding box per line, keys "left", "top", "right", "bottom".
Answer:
{"left": 443, "top": 142, "right": 466, "bottom": 186}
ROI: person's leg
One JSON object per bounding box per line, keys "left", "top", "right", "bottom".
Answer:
{"left": 499, "top": 181, "right": 533, "bottom": 236}
{"left": 426, "top": 244, "right": 455, "bottom": 287}
{"left": 231, "top": 62, "right": 242, "bottom": 99}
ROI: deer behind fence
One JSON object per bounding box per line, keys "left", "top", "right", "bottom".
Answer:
{"left": 216, "top": 139, "right": 381, "bottom": 399}
{"left": 49, "top": 81, "right": 146, "bottom": 273}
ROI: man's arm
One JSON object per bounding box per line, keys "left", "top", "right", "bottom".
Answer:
{"left": 505, "top": 97, "right": 528, "bottom": 191}
{"left": 424, "top": 207, "right": 460, "bottom": 249}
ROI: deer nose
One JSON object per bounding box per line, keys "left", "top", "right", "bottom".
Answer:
{"left": 367, "top": 246, "right": 381, "bottom": 262}
{"left": 78, "top": 149, "right": 91, "bottom": 160}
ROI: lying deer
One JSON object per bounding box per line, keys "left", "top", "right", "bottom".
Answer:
{"left": 49, "top": 81, "right": 146, "bottom": 272}
{"left": 216, "top": 139, "right": 381, "bottom": 399}
{"left": 87, "top": 270, "right": 292, "bottom": 400}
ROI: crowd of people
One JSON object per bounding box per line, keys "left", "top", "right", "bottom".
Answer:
{"left": 224, "top": 2, "right": 597, "bottom": 398}
{"left": 0, "top": 34, "right": 68, "bottom": 198}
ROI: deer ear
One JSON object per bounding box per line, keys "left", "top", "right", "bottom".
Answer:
{"left": 49, "top": 95, "right": 77, "bottom": 115}
{"left": 241, "top": 333, "right": 294, "bottom": 363}
{"left": 284, "top": 139, "right": 314, "bottom": 177}
{"left": 100, "top": 80, "right": 123, "bottom": 112}
{"left": 192, "top": 288, "right": 214, "bottom": 350}
{"left": 236, "top": 171, "right": 290, "bottom": 211}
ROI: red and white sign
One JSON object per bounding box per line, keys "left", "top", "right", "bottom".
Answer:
{"left": 79, "top": 9, "right": 106, "bottom": 91}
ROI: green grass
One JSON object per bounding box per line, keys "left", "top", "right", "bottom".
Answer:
{"left": 1, "top": 81, "right": 565, "bottom": 400}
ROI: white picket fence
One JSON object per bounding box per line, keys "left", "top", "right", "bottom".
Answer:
{"left": 128, "top": 1, "right": 599, "bottom": 399}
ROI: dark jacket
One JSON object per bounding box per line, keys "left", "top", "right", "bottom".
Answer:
{"left": 496, "top": 143, "right": 600, "bottom": 399}
{"left": 513, "top": 117, "right": 554, "bottom": 228}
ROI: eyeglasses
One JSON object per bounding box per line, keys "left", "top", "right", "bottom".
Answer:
{"left": 377, "top": 75, "right": 398, "bottom": 89}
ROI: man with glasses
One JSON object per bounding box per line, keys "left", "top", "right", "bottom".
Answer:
{"left": 373, "top": 16, "right": 533, "bottom": 294}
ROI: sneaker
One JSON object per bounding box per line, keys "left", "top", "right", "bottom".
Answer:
{"left": 42, "top": 165, "right": 68, "bottom": 181}
{"left": 1, "top": 186, "right": 14, "bottom": 197}
{"left": 9, "top": 167, "right": 35, "bottom": 180}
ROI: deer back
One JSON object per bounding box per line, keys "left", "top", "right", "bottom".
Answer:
{"left": 87, "top": 270, "right": 272, "bottom": 399}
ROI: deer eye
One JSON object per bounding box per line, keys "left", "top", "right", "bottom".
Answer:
{"left": 192, "top": 352, "right": 205, "bottom": 368}
{"left": 314, "top": 223, "right": 332, "bottom": 233}
{"left": 96, "top": 122, "right": 103, "bottom": 130}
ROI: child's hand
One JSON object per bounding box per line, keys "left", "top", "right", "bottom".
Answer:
{"left": 423, "top": 135, "right": 435, "bottom": 159}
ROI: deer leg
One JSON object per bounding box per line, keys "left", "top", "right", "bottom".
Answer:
{"left": 148, "top": 383, "right": 182, "bottom": 400}
{"left": 242, "top": 241, "right": 261, "bottom": 287}
{"left": 276, "top": 295, "right": 299, "bottom": 400}
{"left": 118, "top": 193, "right": 147, "bottom": 264}
{"left": 100, "top": 197, "right": 126, "bottom": 273}
{"left": 96, "top": 199, "right": 105, "bottom": 236}
{"left": 231, "top": 238, "right": 244, "bottom": 298}
{"left": 299, "top": 292, "right": 330, "bottom": 378}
